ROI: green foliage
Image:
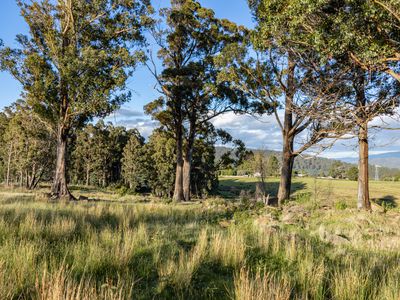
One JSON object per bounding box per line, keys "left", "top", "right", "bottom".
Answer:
{"left": 122, "top": 133, "right": 148, "bottom": 191}
{"left": 71, "top": 121, "right": 133, "bottom": 187}
{"left": 0, "top": 0, "right": 153, "bottom": 196}
{"left": 145, "top": 130, "right": 176, "bottom": 198}
{"left": 347, "top": 166, "right": 359, "bottom": 181}
{"left": 329, "top": 161, "right": 347, "bottom": 179}
{"left": 267, "top": 155, "right": 280, "bottom": 176}
{"left": 145, "top": 0, "right": 248, "bottom": 200}
{"left": 0, "top": 100, "right": 55, "bottom": 188}
{"left": 249, "top": 0, "right": 400, "bottom": 80}
{"left": 190, "top": 138, "right": 219, "bottom": 197}
{"left": 0, "top": 0, "right": 152, "bottom": 131}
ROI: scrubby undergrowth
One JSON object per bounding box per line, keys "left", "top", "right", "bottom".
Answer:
{"left": 0, "top": 191, "right": 399, "bottom": 299}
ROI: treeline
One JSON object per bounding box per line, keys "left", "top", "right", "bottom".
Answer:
{"left": 71, "top": 122, "right": 219, "bottom": 198}
{"left": 0, "top": 0, "right": 399, "bottom": 210}
{"left": 0, "top": 102, "right": 247, "bottom": 197}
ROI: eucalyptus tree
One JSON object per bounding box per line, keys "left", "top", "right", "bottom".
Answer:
{"left": 247, "top": 0, "right": 400, "bottom": 81}
{"left": 217, "top": 41, "right": 348, "bottom": 204}
{"left": 0, "top": 0, "right": 152, "bottom": 199}
{"left": 248, "top": 0, "right": 400, "bottom": 208}
{"left": 145, "top": 0, "right": 247, "bottom": 201}
{"left": 335, "top": 68, "right": 399, "bottom": 210}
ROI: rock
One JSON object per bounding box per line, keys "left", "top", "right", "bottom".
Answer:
{"left": 219, "top": 220, "right": 231, "bottom": 228}
{"left": 254, "top": 214, "right": 281, "bottom": 233}
{"left": 327, "top": 234, "right": 351, "bottom": 245}
{"left": 281, "top": 204, "right": 310, "bottom": 225}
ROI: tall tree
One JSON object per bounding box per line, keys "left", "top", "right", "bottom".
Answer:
{"left": 218, "top": 43, "right": 347, "bottom": 205}
{"left": 339, "top": 68, "right": 399, "bottom": 209}
{"left": 145, "top": 0, "right": 247, "bottom": 201}
{"left": 248, "top": 0, "right": 400, "bottom": 208}
{"left": 247, "top": 0, "right": 400, "bottom": 81}
{"left": 0, "top": 0, "right": 151, "bottom": 199}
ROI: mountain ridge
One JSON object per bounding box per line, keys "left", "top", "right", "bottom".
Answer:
{"left": 215, "top": 146, "right": 400, "bottom": 178}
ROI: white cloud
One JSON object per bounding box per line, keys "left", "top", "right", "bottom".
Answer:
{"left": 211, "top": 112, "right": 283, "bottom": 150}
{"left": 105, "top": 106, "right": 400, "bottom": 160}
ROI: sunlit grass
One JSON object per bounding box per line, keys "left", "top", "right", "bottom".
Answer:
{"left": 0, "top": 188, "right": 399, "bottom": 299}
{"left": 219, "top": 176, "right": 400, "bottom": 209}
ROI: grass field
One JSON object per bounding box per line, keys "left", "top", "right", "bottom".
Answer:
{"left": 0, "top": 178, "right": 400, "bottom": 299}
{"left": 219, "top": 176, "right": 400, "bottom": 209}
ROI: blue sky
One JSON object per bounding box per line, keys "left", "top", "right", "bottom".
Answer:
{"left": 0, "top": 0, "right": 399, "bottom": 159}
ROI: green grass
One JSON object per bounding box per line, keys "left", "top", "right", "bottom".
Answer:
{"left": 219, "top": 176, "right": 400, "bottom": 209}
{"left": 0, "top": 179, "right": 400, "bottom": 299}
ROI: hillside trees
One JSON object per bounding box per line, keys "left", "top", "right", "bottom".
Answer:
{"left": 347, "top": 167, "right": 359, "bottom": 181}
{"left": 145, "top": 0, "right": 247, "bottom": 201}
{"left": 145, "top": 129, "right": 176, "bottom": 197}
{"left": 121, "top": 127, "right": 219, "bottom": 197}
{"left": 0, "top": 0, "right": 152, "bottom": 199}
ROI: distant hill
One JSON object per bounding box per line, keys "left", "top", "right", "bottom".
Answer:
{"left": 369, "top": 152, "right": 400, "bottom": 169}
{"left": 215, "top": 146, "right": 351, "bottom": 176}
{"left": 215, "top": 146, "right": 400, "bottom": 178}
{"left": 338, "top": 152, "right": 400, "bottom": 169}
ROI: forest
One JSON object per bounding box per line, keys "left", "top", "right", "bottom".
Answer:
{"left": 0, "top": 0, "right": 399, "bottom": 299}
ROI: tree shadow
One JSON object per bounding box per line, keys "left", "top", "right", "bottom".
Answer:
{"left": 372, "top": 195, "right": 398, "bottom": 208}
{"left": 218, "top": 178, "right": 307, "bottom": 200}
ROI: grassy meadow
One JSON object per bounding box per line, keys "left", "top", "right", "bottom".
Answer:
{"left": 0, "top": 177, "right": 400, "bottom": 299}
{"left": 219, "top": 176, "right": 400, "bottom": 208}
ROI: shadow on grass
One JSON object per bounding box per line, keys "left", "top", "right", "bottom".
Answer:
{"left": 218, "top": 178, "right": 307, "bottom": 199}
{"left": 372, "top": 195, "right": 398, "bottom": 208}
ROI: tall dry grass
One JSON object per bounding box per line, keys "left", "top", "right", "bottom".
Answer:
{"left": 0, "top": 191, "right": 399, "bottom": 299}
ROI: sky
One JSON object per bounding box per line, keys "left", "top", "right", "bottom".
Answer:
{"left": 0, "top": 0, "right": 399, "bottom": 159}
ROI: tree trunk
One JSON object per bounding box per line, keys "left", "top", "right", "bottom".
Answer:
{"left": 102, "top": 171, "right": 106, "bottom": 188}
{"left": 173, "top": 130, "right": 184, "bottom": 202}
{"left": 183, "top": 122, "right": 196, "bottom": 202}
{"left": 51, "top": 127, "right": 73, "bottom": 199}
{"left": 278, "top": 136, "right": 295, "bottom": 205}
{"left": 86, "top": 165, "right": 90, "bottom": 186}
{"left": 6, "top": 141, "right": 13, "bottom": 186}
{"left": 354, "top": 68, "right": 371, "bottom": 210}
{"left": 357, "top": 124, "right": 371, "bottom": 210}
{"left": 277, "top": 52, "right": 296, "bottom": 206}
{"left": 27, "top": 164, "right": 35, "bottom": 190}
{"left": 183, "top": 150, "right": 192, "bottom": 202}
